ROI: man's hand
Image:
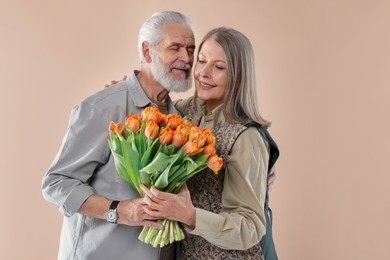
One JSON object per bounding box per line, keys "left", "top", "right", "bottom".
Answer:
{"left": 104, "top": 75, "right": 127, "bottom": 88}
{"left": 78, "top": 194, "right": 162, "bottom": 229}
{"left": 140, "top": 184, "right": 196, "bottom": 230}
{"left": 116, "top": 198, "right": 163, "bottom": 229}
{"left": 267, "top": 166, "right": 276, "bottom": 191}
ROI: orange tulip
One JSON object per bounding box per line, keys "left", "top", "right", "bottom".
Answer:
{"left": 165, "top": 114, "right": 182, "bottom": 130}
{"left": 160, "top": 113, "right": 167, "bottom": 125}
{"left": 201, "top": 144, "right": 216, "bottom": 158}
{"left": 183, "top": 140, "right": 202, "bottom": 156}
{"left": 109, "top": 121, "right": 116, "bottom": 133}
{"left": 171, "top": 131, "right": 187, "bottom": 148}
{"left": 199, "top": 134, "right": 208, "bottom": 147}
{"left": 207, "top": 155, "right": 223, "bottom": 173}
{"left": 189, "top": 126, "right": 206, "bottom": 147}
{"left": 125, "top": 115, "right": 140, "bottom": 132}
{"left": 142, "top": 106, "right": 162, "bottom": 124}
{"left": 159, "top": 127, "right": 173, "bottom": 145}
{"left": 175, "top": 124, "right": 190, "bottom": 136}
{"left": 203, "top": 128, "right": 215, "bottom": 146}
{"left": 117, "top": 123, "right": 125, "bottom": 136}
{"left": 188, "top": 126, "right": 202, "bottom": 140}
{"left": 109, "top": 121, "right": 124, "bottom": 136}
{"left": 144, "top": 120, "right": 159, "bottom": 139}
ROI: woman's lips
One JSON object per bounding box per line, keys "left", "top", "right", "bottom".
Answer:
{"left": 199, "top": 81, "right": 215, "bottom": 89}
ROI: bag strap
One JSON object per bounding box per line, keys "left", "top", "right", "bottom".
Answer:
{"left": 245, "top": 122, "right": 280, "bottom": 260}
{"left": 245, "top": 122, "right": 279, "bottom": 173}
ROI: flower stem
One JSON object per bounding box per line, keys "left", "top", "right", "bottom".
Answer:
{"left": 138, "top": 219, "right": 184, "bottom": 247}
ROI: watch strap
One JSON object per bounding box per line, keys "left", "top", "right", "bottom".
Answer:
{"left": 109, "top": 200, "right": 120, "bottom": 210}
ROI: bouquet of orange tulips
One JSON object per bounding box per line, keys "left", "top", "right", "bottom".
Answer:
{"left": 108, "top": 106, "right": 223, "bottom": 247}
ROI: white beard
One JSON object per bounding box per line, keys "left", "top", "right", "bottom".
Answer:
{"left": 150, "top": 53, "right": 193, "bottom": 93}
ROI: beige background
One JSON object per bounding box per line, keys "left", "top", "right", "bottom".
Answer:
{"left": 1, "top": 0, "right": 389, "bottom": 259}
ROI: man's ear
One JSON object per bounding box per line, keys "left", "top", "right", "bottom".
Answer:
{"left": 142, "top": 41, "right": 152, "bottom": 63}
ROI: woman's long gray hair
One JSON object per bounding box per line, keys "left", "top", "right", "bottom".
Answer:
{"left": 196, "top": 27, "right": 270, "bottom": 128}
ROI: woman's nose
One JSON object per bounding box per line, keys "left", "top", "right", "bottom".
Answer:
{"left": 199, "top": 65, "right": 211, "bottom": 78}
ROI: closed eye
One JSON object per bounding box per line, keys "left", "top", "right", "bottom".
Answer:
{"left": 187, "top": 47, "right": 195, "bottom": 55}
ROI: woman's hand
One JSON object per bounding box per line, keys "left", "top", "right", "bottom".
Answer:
{"left": 140, "top": 184, "right": 196, "bottom": 230}
{"left": 116, "top": 198, "right": 163, "bottom": 229}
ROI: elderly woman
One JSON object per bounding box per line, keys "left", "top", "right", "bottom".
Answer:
{"left": 141, "top": 27, "right": 279, "bottom": 260}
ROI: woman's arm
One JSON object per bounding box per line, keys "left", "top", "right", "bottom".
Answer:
{"left": 142, "top": 127, "right": 269, "bottom": 250}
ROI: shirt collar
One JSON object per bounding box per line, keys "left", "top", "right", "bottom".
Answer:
{"left": 126, "top": 70, "right": 152, "bottom": 108}
{"left": 126, "top": 70, "right": 178, "bottom": 114}
{"left": 199, "top": 102, "right": 225, "bottom": 128}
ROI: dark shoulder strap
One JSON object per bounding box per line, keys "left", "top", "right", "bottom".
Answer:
{"left": 245, "top": 122, "right": 279, "bottom": 260}
{"left": 245, "top": 122, "right": 279, "bottom": 174}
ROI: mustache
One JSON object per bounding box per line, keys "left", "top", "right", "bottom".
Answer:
{"left": 170, "top": 63, "right": 191, "bottom": 73}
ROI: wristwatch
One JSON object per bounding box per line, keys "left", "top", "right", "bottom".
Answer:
{"left": 106, "top": 200, "right": 120, "bottom": 224}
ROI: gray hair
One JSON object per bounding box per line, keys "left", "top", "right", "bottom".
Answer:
{"left": 138, "top": 11, "right": 192, "bottom": 63}
{"left": 196, "top": 27, "right": 270, "bottom": 128}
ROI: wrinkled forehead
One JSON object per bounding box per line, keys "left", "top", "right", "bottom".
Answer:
{"left": 158, "top": 22, "right": 195, "bottom": 47}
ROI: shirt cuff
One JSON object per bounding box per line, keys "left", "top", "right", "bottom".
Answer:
{"left": 59, "top": 184, "right": 95, "bottom": 217}
{"left": 185, "top": 208, "right": 224, "bottom": 237}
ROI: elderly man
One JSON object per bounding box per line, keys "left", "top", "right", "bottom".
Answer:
{"left": 42, "top": 11, "right": 195, "bottom": 260}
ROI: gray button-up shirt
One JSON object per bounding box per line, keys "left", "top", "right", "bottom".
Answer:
{"left": 42, "top": 71, "right": 178, "bottom": 260}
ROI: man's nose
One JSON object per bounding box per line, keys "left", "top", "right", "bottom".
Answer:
{"left": 178, "top": 48, "right": 192, "bottom": 64}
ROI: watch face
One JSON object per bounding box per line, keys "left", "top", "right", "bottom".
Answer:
{"left": 107, "top": 209, "right": 117, "bottom": 223}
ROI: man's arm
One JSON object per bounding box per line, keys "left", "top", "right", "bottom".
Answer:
{"left": 42, "top": 99, "right": 162, "bottom": 229}
{"left": 79, "top": 194, "right": 163, "bottom": 228}
{"left": 42, "top": 101, "right": 105, "bottom": 217}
